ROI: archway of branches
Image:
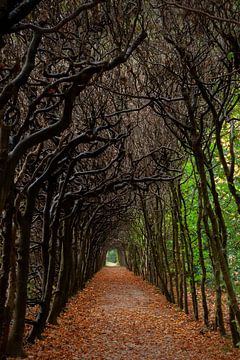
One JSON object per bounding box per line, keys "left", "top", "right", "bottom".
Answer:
{"left": 1, "top": 1, "right": 240, "bottom": 358}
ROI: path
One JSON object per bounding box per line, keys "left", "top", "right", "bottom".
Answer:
{"left": 26, "top": 267, "right": 239, "bottom": 360}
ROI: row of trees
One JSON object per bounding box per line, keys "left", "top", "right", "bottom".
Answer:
{"left": 127, "top": 0, "right": 240, "bottom": 348}
{"left": 0, "top": 1, "right": 158, "bottom": 358}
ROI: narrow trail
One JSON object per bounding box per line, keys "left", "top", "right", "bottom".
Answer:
{"left": 26, "top": 267, "right": 239, "bottom": 360}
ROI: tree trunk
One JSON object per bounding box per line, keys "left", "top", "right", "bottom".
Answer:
{"left": 178, "top": 184, "right": 198, "bottom": 319}
{"left": 27, "top": 181, "right": 55, "bottom": 343}
{"left": 7, "top": 191, "right": 36, "bottom": 357}
{"left": 229, "top": 305, "right": 240, "bottom": 347}
{"left": 0, "top": 189, "right": 15, "bottom": 359}
{"left": 0, "top": 123, "right": 10, "bottom": 213}
{"left": 48, "top": 217, "right": 73, "bottom": 324}
{"left": 197, "top": 184, "right": 209, "bottom": 326}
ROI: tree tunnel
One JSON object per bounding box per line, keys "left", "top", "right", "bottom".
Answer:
{"left": 1, "top": 1, "right": 240, "bottom": 358}
{"left": 106, "top": 248, "right": 119, "bottom": 265}
{"left": 104, "top": 239, "right": 128, "bottom": 267}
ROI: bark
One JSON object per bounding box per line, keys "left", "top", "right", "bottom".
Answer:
{"left": 7, "top": 190, "right": 36, "bottom": 357}
{"left": 229, "top": 305, "right": 240, "bottom": 347}
{"left": 48, "top": 216, "right": 73, "bottom": 324}
{"left": 214, "top": 267, "right": 226, "bottom": 335}
{"left": 196, "top": 184, "right": 209, "bottom": 326}
{"left": 172, "top": 209, "right": 180, "bottom": 306}
{"left": 161, "top": 205, "right": 175, "bottom": 303}
{"left": 0, "top": 123, "right": 10, "bottom": 213}
{"left": 179, "top": 185, "right": 198, "bottom": 320}
{"left": 118, "top": 248, "right": 127, "bottom": 267}
{"left": 0, "top": 189, "right": 15, "bottom": 359}
{"left": 0, "top": 123, "right": 10, "bottom": 182}
{"left": 39, "top": 219, "right": 59, "bottom": 331}
{"left": 202, "top": 209, "right": 225, "bottom": 334}
{"left": 27, "top": 180, "right": 55, "bottom": 343}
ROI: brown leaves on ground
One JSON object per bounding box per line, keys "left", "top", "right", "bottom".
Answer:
{"left": 25, "top": 267, "right": 239, "bottom": 359}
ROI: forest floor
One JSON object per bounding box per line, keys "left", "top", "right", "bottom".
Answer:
{"left": 24, "top": 267, "right": 239, "bottom": 360}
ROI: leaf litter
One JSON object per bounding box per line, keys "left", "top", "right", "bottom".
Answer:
{"left": 24, "top": 267, "right": 239, "bottom": 359}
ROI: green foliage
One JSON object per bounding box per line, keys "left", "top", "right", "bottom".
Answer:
{"left": 227, "top": 52, "right": 234, "bottom": 61}
{"left": 106, "top": 249, "right": 119, "bottom": 264}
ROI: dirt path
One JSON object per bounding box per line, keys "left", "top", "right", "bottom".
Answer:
{"left": 26, "top": 267, "right": 239, "bottom": 360}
